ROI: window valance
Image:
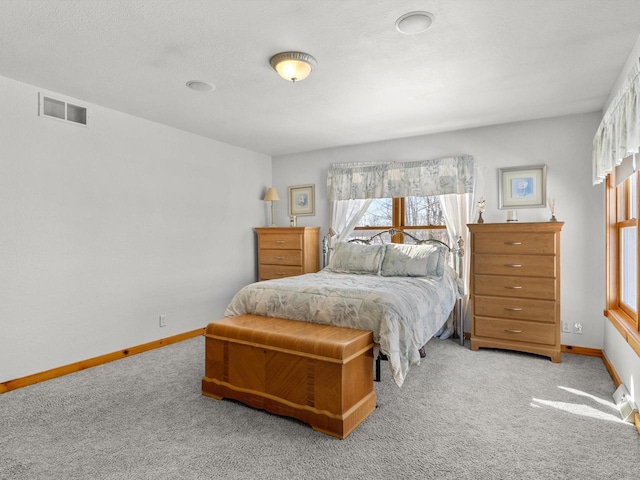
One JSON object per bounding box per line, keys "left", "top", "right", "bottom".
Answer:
{"left": 327, "top": 155, "right": 476, "bottom": 201}
{"left": 593, "top": 57, "right": 640, "bottom": 185}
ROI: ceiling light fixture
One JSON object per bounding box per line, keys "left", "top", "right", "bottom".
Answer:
{"left": 395, "top": 11, "right": 435, "bottom": 34}
{"left": 186, "top": 80, "right": 215, "bottom": 92}
{"left": 269, "top": 51, "right": 317, "bottom": 82}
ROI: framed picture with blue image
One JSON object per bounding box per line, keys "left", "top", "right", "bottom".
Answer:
{"left": 288, "top": 184, "right": 315, "bottom": 216}
{"left": 498, "top": 164, "right": 547, "bottom": 209}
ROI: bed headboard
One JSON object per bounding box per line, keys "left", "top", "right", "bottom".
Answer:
{"left": 350, "top": 228, "right": 463, "bottom": 273}
{"left": 323, "top": 228, "right": 464, "bottom": 276}
{"left": 348, "top": 228, "right": 447, "bottom": 247}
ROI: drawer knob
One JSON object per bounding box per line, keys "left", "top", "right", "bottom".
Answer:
{"left": 504, "top": 241, "right": 522, "bottom": 245}
{"left": 276, "top": 272, "right": 286, "bottom": 276}
{"left": 505, "top": 264, "right": 522, "bottom": 268}
{"left": 504, "top": 285, "right": 522, "bottom": 289}
{"left": 504, "top": 307, "right": 523, "bottom": 311}
{"left": 275, "top": 240, "right": 285, "bottom": 244}
{"left": 275, "top": 256, "right": 285, "bottom": 260}
{"left": 504, "top": 329, "right": 523, "bottom": 333}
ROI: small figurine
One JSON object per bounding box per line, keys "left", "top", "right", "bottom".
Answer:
{"left": 548, "top": 198, "right": 558, "bottom": 222}
{"left": 477, "top": 197, "right": 486, "bottom": 223}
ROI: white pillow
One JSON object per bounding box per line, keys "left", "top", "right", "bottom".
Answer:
{"left": 381, "top": 243, "right": 447, "bottom": 277}
{"left": 326, "top": 242, "right": 385, "bottom": 275}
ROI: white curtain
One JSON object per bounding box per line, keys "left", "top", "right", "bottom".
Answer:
{"left": 327, "top": 199, "right": 373, "bottom": 264}
{"left": 329, "top": 199, "right": 373, "bottom": 243}
{"left": 439, "top": 192, "right": 474, "bottom": 339}
{"left": 593, "top": 57, "right": 640, "bottom": 185}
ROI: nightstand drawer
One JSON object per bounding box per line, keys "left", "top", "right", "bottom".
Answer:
{"left": 474, "top": 317, "right": 556, "bottom": 345}
{"left": 473, "top": 233, "right": 556, "bottom": 255}
{"left": 260, "top": 265, "right": 303, "bottom": 280}
{"left": 473, "top": 296, "right": 555, "bottom": 323}
{"left": 474, "top": 254, "right": 556, "bottom": 277}
{"left": 474, "top": 274, "right": 556, "bottom": 300}
{"left": 258, "top": 234, "right": 303, "bottom": 250}
{"left": 260, "top": 249, "right": 302, "bottom": 266}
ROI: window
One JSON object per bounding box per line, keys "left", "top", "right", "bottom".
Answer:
{"left": 616, "top": 173, "right": 638, "bottom": 321}
{"left": 606, "top": 166, "right": 640, "bottom": 348}
{"left": 350, "top": 196, "right": 447, "bottom": 243}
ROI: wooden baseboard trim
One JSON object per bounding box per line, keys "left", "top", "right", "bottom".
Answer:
{"left": 561, "top": 346, "right": 625, "bottom": 390}
{"left": 560, "top": 345, "right": 628, "bottom": 390}
{"left": 561, "top": 344, "right": 603, "bottom": 357}
{"left": 593, "top": 350, "right": 640, "bottom": 435}
{"left": 0, "top": 328, "right": 205, "bottom": 394}
{"left": 600, "top": 350, "right": 622, "bottom": 387}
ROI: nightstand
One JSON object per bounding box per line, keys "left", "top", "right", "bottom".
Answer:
{"left": 254, "top": 227, "right": 320, "bottom": 281}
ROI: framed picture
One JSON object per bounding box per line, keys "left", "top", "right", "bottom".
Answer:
{"left": 288, "top": 184, "right": 315, "bottom": 216}
{"left": 498, "top": 164, "right": 547, "bottom": 209}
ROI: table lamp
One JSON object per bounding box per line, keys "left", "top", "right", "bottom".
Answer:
{"left": 263, "top": 187, "right": 280, "bottom": 227}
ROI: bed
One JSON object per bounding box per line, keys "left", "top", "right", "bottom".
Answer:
{"left": 224, "top": 230, "right": 464, "bottom": 387}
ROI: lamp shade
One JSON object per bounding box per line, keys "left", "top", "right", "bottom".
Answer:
{"left": 263, "top": 187, "right": 280, "bottom": 202}
{"left": 270, "top": 52, "right": 317, "bottom": 82}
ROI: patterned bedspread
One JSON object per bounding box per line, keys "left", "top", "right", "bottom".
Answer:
{"left": 225, "top": 267, "right": 462, "bottom": 387}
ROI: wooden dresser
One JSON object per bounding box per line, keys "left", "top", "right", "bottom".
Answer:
{"left": 255, "top": 227, "right": 320, "bottom": 281}
{"left": 468, "top": 222, "right": 564, "bottom": 362}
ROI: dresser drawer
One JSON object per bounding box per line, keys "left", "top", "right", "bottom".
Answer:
{"left": 473, "top": 296, "right": 555, "bottom": 323}
{"left": 473, "top": 233, "right": 556, "bottom": 255}
{"left": 258, "top": 234, "right": 303, "bottom": 250}
{"left": 260, "top": 264, "right": 303, "bottom": 280}
{"left": 474, "top": 317, "right": 556, "bottom": 345}
{"left": 474, "top": 274, "right": 556, "bottom": 300}
{"left": 474, "top": 254, "right": 556, "bottom": 277}
{"left": 260, "top": 249, "right": 302, "bottom": 266}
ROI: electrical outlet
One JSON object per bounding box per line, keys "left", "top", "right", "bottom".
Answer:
{"left": 562, "top": 322, "right": 571, "bottom": 333}
{"left": 159, "top": 314, "right": 167, "bottom": 327}
{"left": 573, "top": 322, "right": 583, "bottom": 334}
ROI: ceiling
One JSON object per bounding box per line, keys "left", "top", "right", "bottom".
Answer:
{"left": 1, "top": 0, "right": 640, "bottom": 157}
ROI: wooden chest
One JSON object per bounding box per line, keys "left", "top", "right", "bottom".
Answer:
{"left": 468, "top": 222, "right": 564, "bottom": 362}
{"left": 202, "top": 314, "right": 376, "bottom": 439}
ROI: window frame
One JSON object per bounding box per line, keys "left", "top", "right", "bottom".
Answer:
{"left": 605, "top": 171, "right": 640, "bottom": 357}
{"left": 353, "top": 197, "right": 447, "bottom": 243}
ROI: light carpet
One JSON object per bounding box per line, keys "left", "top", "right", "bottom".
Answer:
{"left": 1, "top": 336, "right": 638, "bottom": 480}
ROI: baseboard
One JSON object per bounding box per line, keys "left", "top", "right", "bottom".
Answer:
{"left": 600, "top": 350, "right": 622, "bottom": 387}
{"left": 0, "top": 328, "right": 205, "bottom": 394}
{"left": 600, "top": 353, "right": 638, "bottom": 433}
{"left": 561, "top": 344, "right": 603, "bottom": 357}
{"left": 561, "top": 345, "right": 625, "bottom": 388}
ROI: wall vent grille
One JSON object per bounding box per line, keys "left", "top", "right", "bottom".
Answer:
{"left": 39, "top": 93, "right": 87, "bottom": 126}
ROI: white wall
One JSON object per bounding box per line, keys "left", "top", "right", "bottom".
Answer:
{"left": 273, "top": 112, "right": 604, "bottom": 348}
{"left": 601, "top": 36, "right": 640, "bottom": 405}
{"left": 0, "top": 75, "right": 271, "bottom": 383}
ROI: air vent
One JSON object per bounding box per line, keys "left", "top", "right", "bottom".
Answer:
{"left": 39, "top": 93, "right": 87, "bottom": 126}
